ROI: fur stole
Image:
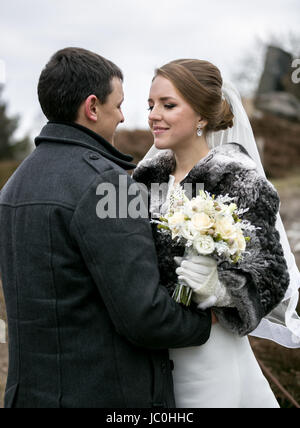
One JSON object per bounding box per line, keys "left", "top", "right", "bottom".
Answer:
{"left": 133, "top": 143, "right": 290, "bottom": 336}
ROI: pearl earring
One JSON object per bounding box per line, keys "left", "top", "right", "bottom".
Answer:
{"left": 197, "top": 124, "right": 203, "bottom": 137}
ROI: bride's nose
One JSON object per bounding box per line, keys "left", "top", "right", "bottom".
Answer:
{"left": 148, "top": 106, "right": 163, "bottom": 122}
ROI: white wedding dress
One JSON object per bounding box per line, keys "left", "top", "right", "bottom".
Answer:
{"left": 170, "top": 324, "right": 279, "bottom": 408}
{"left": 162, "top": 175, "right": 279, "bottom": 409}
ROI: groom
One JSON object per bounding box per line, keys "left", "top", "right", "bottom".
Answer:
{"left": 0, "top": 48, "right": 212, "bottom": 408}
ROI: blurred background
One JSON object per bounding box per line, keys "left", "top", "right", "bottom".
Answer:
{"left": 0, "top": 0, "right": 300, "bottom": 408}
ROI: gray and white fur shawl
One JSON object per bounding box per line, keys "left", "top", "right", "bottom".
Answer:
{"left": 133, "top": 143, "right": 290, "bottom": 336}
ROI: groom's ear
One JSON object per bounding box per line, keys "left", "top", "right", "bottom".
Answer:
{"left": 84, "top": 95, "right": 99, "bottom": 123}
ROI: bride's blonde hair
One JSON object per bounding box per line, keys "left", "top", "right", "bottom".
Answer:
{"left": 154, "top": 59, "right": 234, "bottom": 132}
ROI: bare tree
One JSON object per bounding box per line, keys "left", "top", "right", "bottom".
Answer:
{"left": 0, "top": 85, "right": 32, "bottom": 161}
{"left": 232, "top": 32, "right": 300, "bottom": 97}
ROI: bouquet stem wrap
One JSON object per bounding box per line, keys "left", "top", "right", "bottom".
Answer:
{"left": 172, "top": 247, "right": 196, "bottom": 306}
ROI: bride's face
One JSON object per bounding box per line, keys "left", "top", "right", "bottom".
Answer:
{"left": 148, "top": 75, "right": 201, "bottom": 150}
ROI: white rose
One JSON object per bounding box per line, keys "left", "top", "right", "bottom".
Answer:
{"left": 226, "top": 230, "right": 246, "bottom": 256}
{"left": 181, "top": 222, "right": 198, "bottom": 241}
{"left": 215, "top": 217, "right": 237, "bottom": 240}
{"left": 193, "top": 235, "right": 215, "bottom": 256}
{"left": 191, "top": 213, "right": 214, "bottom": 233}
{"left": 168, "top": 211, "right": 185, "bottom": 228}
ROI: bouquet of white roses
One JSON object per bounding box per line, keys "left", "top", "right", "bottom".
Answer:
{"left": 156, "top": 185, "right": 255, "bottom": 306}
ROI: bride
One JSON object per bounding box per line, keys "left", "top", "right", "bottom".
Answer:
{"left": 133, "top": 59, "right": 300, "bottom": 408}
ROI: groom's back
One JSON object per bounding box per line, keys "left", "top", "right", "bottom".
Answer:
{"left": 0, "top": 139, "right": 156, "bottom": 408}
{"left": 0, "top": 142, "right": 102, "bottom": 407}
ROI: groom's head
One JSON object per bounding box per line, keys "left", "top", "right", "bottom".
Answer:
{"left": 38, "top": 47, "right": 125, "bottom": 143}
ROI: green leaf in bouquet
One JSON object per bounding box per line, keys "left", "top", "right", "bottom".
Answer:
{"left": 158, "top": 224, "right": 170, "bottom": 231}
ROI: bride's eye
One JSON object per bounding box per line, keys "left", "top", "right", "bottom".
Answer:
{"left": 165, "top": 104, "right": 176, "bottom": 110}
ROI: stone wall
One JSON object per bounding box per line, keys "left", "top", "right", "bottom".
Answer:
{"left": 250, "top": 114, "right": 300, "bottom": 178}
{"left": 114, "top": 129, "right": 153, "bottom": 165}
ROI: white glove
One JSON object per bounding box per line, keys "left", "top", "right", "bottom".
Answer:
{"left": 175, "top": 255, "right": 233, "bottom": 310}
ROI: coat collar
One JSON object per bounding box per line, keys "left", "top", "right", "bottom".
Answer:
{"left": 35, "top": 122, "right": 136, "bottom": 171}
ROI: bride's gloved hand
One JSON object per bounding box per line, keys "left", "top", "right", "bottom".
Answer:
{"left": 175, "top": 255, "right": 233, "bottom": 310}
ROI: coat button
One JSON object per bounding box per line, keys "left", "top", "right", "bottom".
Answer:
{"left": 89, "top": 153, "right": 100, "bottom": 160}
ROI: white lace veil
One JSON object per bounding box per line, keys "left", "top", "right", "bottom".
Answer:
{"left": 143, "top": 81, "right": 300, "bottom": 348}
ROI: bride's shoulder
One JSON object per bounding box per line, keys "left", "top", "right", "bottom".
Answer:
{"left": 210, "top": 143, "right": 257, "bottom": 172}
{"left": 212, "top": 143, "right": 279, "bottom": 212}
{"left": 189, "top": 142, "right": 259, "bottom": 187}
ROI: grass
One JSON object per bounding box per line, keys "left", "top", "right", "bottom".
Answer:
{"left": 250, "top": 336, "right": 300, "bottom": 408}
{"left": 270, "top": 172, "right": 300, "bottom": 194}
{"left": 0, "top": 160, "right": 21, "bottom": 190}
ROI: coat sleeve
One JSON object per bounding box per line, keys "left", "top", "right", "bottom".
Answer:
{"left": 69, "top": 166, "right": 211, "bottom": 349}
{"left": 214, "top": 172, "right": 290, "bottom": 336}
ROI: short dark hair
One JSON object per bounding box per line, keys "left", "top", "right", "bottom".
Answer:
{"left": 38, "top": 47, "right": 123, "bottom": 122}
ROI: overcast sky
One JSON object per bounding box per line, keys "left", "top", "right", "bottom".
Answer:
{"left": 0, "top": 0, "right": 300, "bottom": 138}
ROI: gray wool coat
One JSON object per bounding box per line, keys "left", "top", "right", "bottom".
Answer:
{"left": 133, "top": 143, "right": 290, "bottom": 337}
{"left": 0, "top": 122, "right": 212, "bottom": 408}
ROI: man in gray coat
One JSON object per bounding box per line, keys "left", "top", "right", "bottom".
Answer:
{"left": 0, "top": 48, "right": 212, "bottom": 408}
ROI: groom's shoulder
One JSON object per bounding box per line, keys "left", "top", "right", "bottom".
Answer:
{"left": 47, "top": 143, "right": 129, "bottom": 204}
{"left": 69, "top": 149, "right": 136, "bottom": 214}
{"left": 80, "top": 149, "right": 131, "bottom": 185}
{"left": 81, "top": 149, "right": 120, "bottom": 175}
{"left": 71, "top": 149, "right": 134, "bottom": 202}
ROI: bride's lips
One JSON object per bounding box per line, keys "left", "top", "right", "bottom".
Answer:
{"left": 153, "top": 126, "right": 169, "bottom": 136}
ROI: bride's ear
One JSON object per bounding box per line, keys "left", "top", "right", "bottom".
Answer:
{"left": 198, "top": 118, "right": 208, "bottom": 129}
{"left": 84, "top": 95, "right": 99, "bottom": 123}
